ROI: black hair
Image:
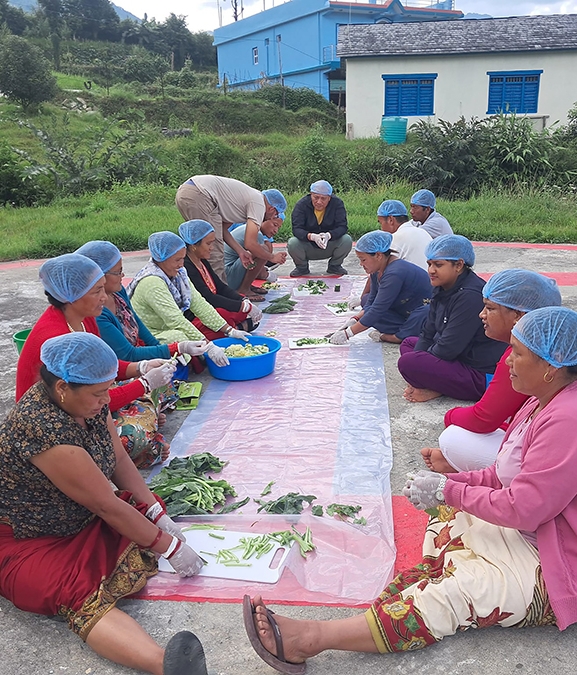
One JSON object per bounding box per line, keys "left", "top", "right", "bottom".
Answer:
{"left": 44, "top": 291, "right": 67, "bottom": 309}
{"left": 393, "top": 215, "right": 409, "bottom": 225}
{"left": 567, "top": 365, "right": 577, "bottom": 377}
{"left": 40, "top": 364, "right": 84, "bottom": 390}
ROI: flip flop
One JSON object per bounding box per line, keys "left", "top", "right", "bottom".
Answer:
{"left": 242, "top": 595, "right": 306, "bottom": 675}
{"left": 163, "top": 631, "right": 208, "bottom": 675}
{"left": 250, "top": 285, "right": 268, "bottom": 295}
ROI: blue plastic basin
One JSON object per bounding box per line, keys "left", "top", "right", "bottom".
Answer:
{"left": 204, "top": 336, "right": 282, "bottom": 381}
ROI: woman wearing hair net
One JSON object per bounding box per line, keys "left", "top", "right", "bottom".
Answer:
{"left": 127, "top": 232, "right": 251, "bottom": 368}
{"left": 16, "top": 253, "right": 176, "bottom": 468}
{"left": 179, "top": 220, "right": 263, "bottom": 337}
{"left": 398, "top": 234, "right": 506, "bottom": 402}
{"left": 422, "top": 269, "right": 562, "bottom": 473}
{"left": 329, "top": 231, "right": 431, "bottom": 345}
{"left": 243, "top": 307, "right": 577, "bottom": 669}
{"left": 1, "top": 333, "right": 208, "bottom": 675}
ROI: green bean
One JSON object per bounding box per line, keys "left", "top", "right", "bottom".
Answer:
{"left": 208, "top": 532, "right": 225, "bottom": 540}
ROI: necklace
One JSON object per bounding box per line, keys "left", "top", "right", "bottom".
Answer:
{"left": 66, "top": 321, "right": 86, "bottom": 333}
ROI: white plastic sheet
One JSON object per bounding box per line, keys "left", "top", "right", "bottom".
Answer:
{"left": 140, "top": 277, "right": 395, "bottom": 606}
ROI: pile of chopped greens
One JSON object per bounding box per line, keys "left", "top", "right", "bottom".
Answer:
{"left": 224, "top": 344, "right": 269, "bottom": 358}
{"left": 295, "top": 337, "right": 329, "bottom": 346}
{"left": 327, "top": 302, "right": 350, "bottom": 314}
{"left": 297, "top": 280, "right": 328, "bottom": 294}
{"left": 254, "top": 490, "right": 366, "bottom": 525}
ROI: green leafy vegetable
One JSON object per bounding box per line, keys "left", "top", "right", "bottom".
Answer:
{"left": 297, "top": 280, "right": 328, "bottom": 294}
{"left": 254, "top": 492, "right": 317, "bottom": 514}
{"left": 312, "top": 505, "right": 324, "bottom": 516}
{"left": 261, "top": 480, "right": 275, "bottom": 496}
{"left": 217, "top": 496, "right": 250, "bottom": 514}
{"left": 326, "top": 503, "right": 364, "bottom": 522}
{"left": 295, "top": 337, "right": 329, "bottom": 346}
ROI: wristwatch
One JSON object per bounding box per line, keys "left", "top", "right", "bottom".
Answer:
{"left": 435, "top": 475, "right": 448, "bottom": 504}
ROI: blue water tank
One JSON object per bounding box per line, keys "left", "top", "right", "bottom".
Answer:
{"left": 379, "top": 116, "right": 408, "bottom": 145}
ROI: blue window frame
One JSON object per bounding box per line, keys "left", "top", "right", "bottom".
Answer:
{"left": 487, "top": 70, "right": 542, "bottom": 114}
{"left": 381, "top": 73, "right": 437, "bottom": 116}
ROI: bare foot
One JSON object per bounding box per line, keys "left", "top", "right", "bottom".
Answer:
{"left": 252, "top": 595, "right": 317, "bottom": 664}
{"left": 158, "top": 412, "right": 167, "bottom": 427}
{"left": 406, "top": 387, "right": 442, "bottom": 403}
{"left": 421, "top": 447, "right": 457, "bottom": 473}
{"left": 380, "top": 333, "right": 402, "bottom": 344}
{"left": 403, "top": 385, "right": 415, "bottom": 401}
{"left": 161, "top": 442, "right": 170, "bottom": 463}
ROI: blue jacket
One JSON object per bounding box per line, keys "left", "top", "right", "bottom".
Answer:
{"left": 96, "top": 287, "right": 171, "bottom": 361}
{"left": 415, "top": 268, "right": 506, "bottom": 373}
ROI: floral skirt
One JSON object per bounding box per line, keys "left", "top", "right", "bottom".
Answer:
{"left": 366, "top": 507, "right": 556, "bottom": 653}
{"left": 0, "top": 492, "right": 158, "bottom": 641}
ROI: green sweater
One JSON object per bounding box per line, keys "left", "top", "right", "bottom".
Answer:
{"left": 131, "top": 275, "right": 225, "bottom": 343}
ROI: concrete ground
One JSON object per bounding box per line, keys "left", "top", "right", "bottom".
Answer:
{"left": 1, "top": 243, "right": 576, "bottom": 675}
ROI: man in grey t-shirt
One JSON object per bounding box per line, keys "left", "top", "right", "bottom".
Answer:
{"left": 409, "top": 189, "right": 452, "bottom": 239}
{"left": 175, "top": 175, "right": 286, "bottom": 283}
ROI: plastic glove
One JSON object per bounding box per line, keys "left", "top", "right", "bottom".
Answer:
{"left": 145, "top": 502, "right": 185, "bottom": 543}
{"left": 368, "top": 329, "right": 383, "bottom": 343}
{"left": 164, "top": 539, "right": 204, "bottom": 577}
{"left": 206, "top": 342, "right": 230, "bottom": 367}
{"left": 142, "top": 361, "right": 177, "bottom": 390}
{"left": 241, "top": 298, "right": 252, "bottom": 313}
{"left": 338, "top": 317, "right": 357, "bottom": 331}
{"left": 309, "top": 232, "right": 325, "bottom": 248}
{"left": 402, "top": 470, "right": 447, "bottom": 510}
{"left": 227, "top": 328, "right": 250, "bottom": 342}
{"left": 177, "top": 340, "right": 210, "bottom": 357}
{"left": 329, "top": 329, "right": 351, "bottom": 345}
{"left": 139, "top": 358, "right": 169, "bottom": 375}
{"left": 320, "top": 232, "right": 332, "bottom": 248}
{"left": 347, "top": 295, "right": 362, "bottom": 310}
{"left": 248, "top": 304, "right": 263, "bottom": 324}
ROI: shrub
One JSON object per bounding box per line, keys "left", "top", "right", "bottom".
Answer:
{"left": 0, "top": 35, "right": 57, "bottom": 108}
{"left": 296, "top": 128, "right": 344, "bottom": 191}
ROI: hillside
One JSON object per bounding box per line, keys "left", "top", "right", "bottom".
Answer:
{"left": 8, "top": 0, "right": 141, "bottom": 22}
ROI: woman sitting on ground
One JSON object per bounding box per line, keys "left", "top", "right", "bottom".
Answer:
{"left": 398, "top": 234, "right": 506, "bottom": 403}
{"left": 329, "top": 231, "right": 431, "bottom": 345}
{"left": 244, "top": 307, "right": 577, "bottom": 672}
{"left": 127, "top": 232, "right": 252, "bottom": 369}
{"left": 422, "top": 268, "right": 562, "bottom": 473}
{"left": 1, "top": 333, "right": 208, "bottom": 675}
{"left": 16, "top": 253, "right": 175, "bottom": 468}
{"left": 76, "top": 240, "right": 209, "bottom": 368}
{"left": 179, "top": 220, "right": 263, "bottom": 340}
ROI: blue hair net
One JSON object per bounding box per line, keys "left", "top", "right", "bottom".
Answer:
{"left": 148, "top": 231, "right": 185, "bottom": 262}
{"left": 512, "top": 307, "right": 577, "bottom": 368}
{"left": 356, "top": 231, "right": 393, "bottom": 254}
{"left": 310, "top": 180, "right": 333, "bottom": 196}
{"left": 425, "top": 234, "right": 475, "bottom": 267}
{"left": 377, "top": 200, "right": 408, "bottom": 218}
{"left": 262, "top": 189, "right": 287, "bottom": 219}
{"left": 411, "top": 189, "right": 436, "bottom": 209}
{"left": 178, "top": 220, "right": 215, "bottom": 246}
{"left": 39, "top": 254, "right": 104, "bottom": 304}
{"left": 75, "top": 240, "right": 122, "bottom": 273}
{"left": 483, "top": 269, "right": 562, "bottom": 312}
{"left": 41, "top": 333, "right": 118, "bottom": 384}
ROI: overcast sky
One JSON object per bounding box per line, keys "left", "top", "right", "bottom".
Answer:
{"left": 116, "top": 0, "right": 577, "bottom": 33}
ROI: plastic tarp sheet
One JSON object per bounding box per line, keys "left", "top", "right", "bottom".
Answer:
{"left": 139, "top": 277, "right": 395, "bottom": 606}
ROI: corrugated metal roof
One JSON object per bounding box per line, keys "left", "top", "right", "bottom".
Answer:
{"left": 337, "top": 14, "right": 577, "bottom": 57}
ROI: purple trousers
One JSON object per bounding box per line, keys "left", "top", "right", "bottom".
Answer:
{"left": 398, "top": 337, "right": 486, "bottom": 402}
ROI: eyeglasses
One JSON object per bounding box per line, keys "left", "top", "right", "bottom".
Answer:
{"left": 106, "top": 269, "right": 124, "bottom": 277}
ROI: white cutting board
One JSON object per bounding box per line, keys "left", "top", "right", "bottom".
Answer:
{"left": 157, "top": 529, "right": 295, "bottom": 583}
{"left": 323, "top": 303, "right": 357, "bottom": 317}
{"left": 288, "top": 337, "right": 348, "bottom": 350}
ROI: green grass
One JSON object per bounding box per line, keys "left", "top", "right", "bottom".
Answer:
{"left": 54, "top": 72, "right": 102, "bottom": 92}
{"left": 2, "top": 183, "right": 577, "bottom": 261}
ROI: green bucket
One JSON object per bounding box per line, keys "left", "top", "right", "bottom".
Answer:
{"left": 13, "top": 328, "right": 32, "bottom": 355}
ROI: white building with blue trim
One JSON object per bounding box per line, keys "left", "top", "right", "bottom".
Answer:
{"left": 213, "top": 0, "right": 462, "bottom": 105}
{"left": 337, "top": 14, "right": 577, "bottom": 138}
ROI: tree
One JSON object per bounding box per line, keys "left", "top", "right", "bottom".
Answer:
{"left": 37, "top": 0, "right": 64, "bottom": 69}
{"left": 63, "top": 0, "right": 119, "bottom": 41}
{"left": 0, "top": 35, "right": 57, "bottom": 108}
{"left": 0, "top": 0, "right": 30, "bottom": 35}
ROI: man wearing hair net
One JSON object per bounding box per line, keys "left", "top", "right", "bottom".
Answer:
{"left": 175, "top": 174, "right": 287, "bottom": 283}
{"left": 409, "top": 189, "right": 453, "bottom": 239}
{"left": 288, "top": 180, "right": 353, "bottom": 276}
{"left": 378, "top": 199, "right": 431, "bottom": 271}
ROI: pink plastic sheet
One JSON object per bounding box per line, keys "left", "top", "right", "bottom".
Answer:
{"left": 139, "top": 277, "right": 395, "bottom": 606}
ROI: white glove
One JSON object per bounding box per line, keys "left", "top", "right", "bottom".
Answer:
{"left": 241, "top": 298, "right": 252, "bottom": 313}
{"left": 248, "top": 304, "right": 263, "bottom": 324}
{"left": 145, "top": 502, "right": 185, "bottom": 543}
{"left": 369, "top": 329, "right": 383, "bottom": 343}
{"left": 402, "top": 470, "right": 447, "bottom": 510}
{"left": 163, "top": 537, "right": 204, "bottom": 577}
{"left": 319, "top": 232, "right": 331, "bottom": 248}
{"left": 347, "top": 295, "right": 362, "bottom": 310}
{"left": 177, "top": 340, "right": 209, "bottom": 357}
{"left": 142, "top": 361, "right": 177, "bottom": 390}
{"left": 309, "top": 233, "right": 325, "bottom": 248}
{"left": 139, "top": 358, "right": 169, "bottom": 374}
{"left": 206, "top": 342, "right": 230, "bottom": 367}
{"left": 226, "top": 328, "right": 250, "bottom": 342}
{"left": 338, "top": 317, "right": 357, "bottom": 331}
{"left": 329, "top": 327, "right": 353, "bottom": 345}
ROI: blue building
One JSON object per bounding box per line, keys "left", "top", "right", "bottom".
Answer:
{"left": 213, "top": 0, "right": 463, "bottom": 104}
